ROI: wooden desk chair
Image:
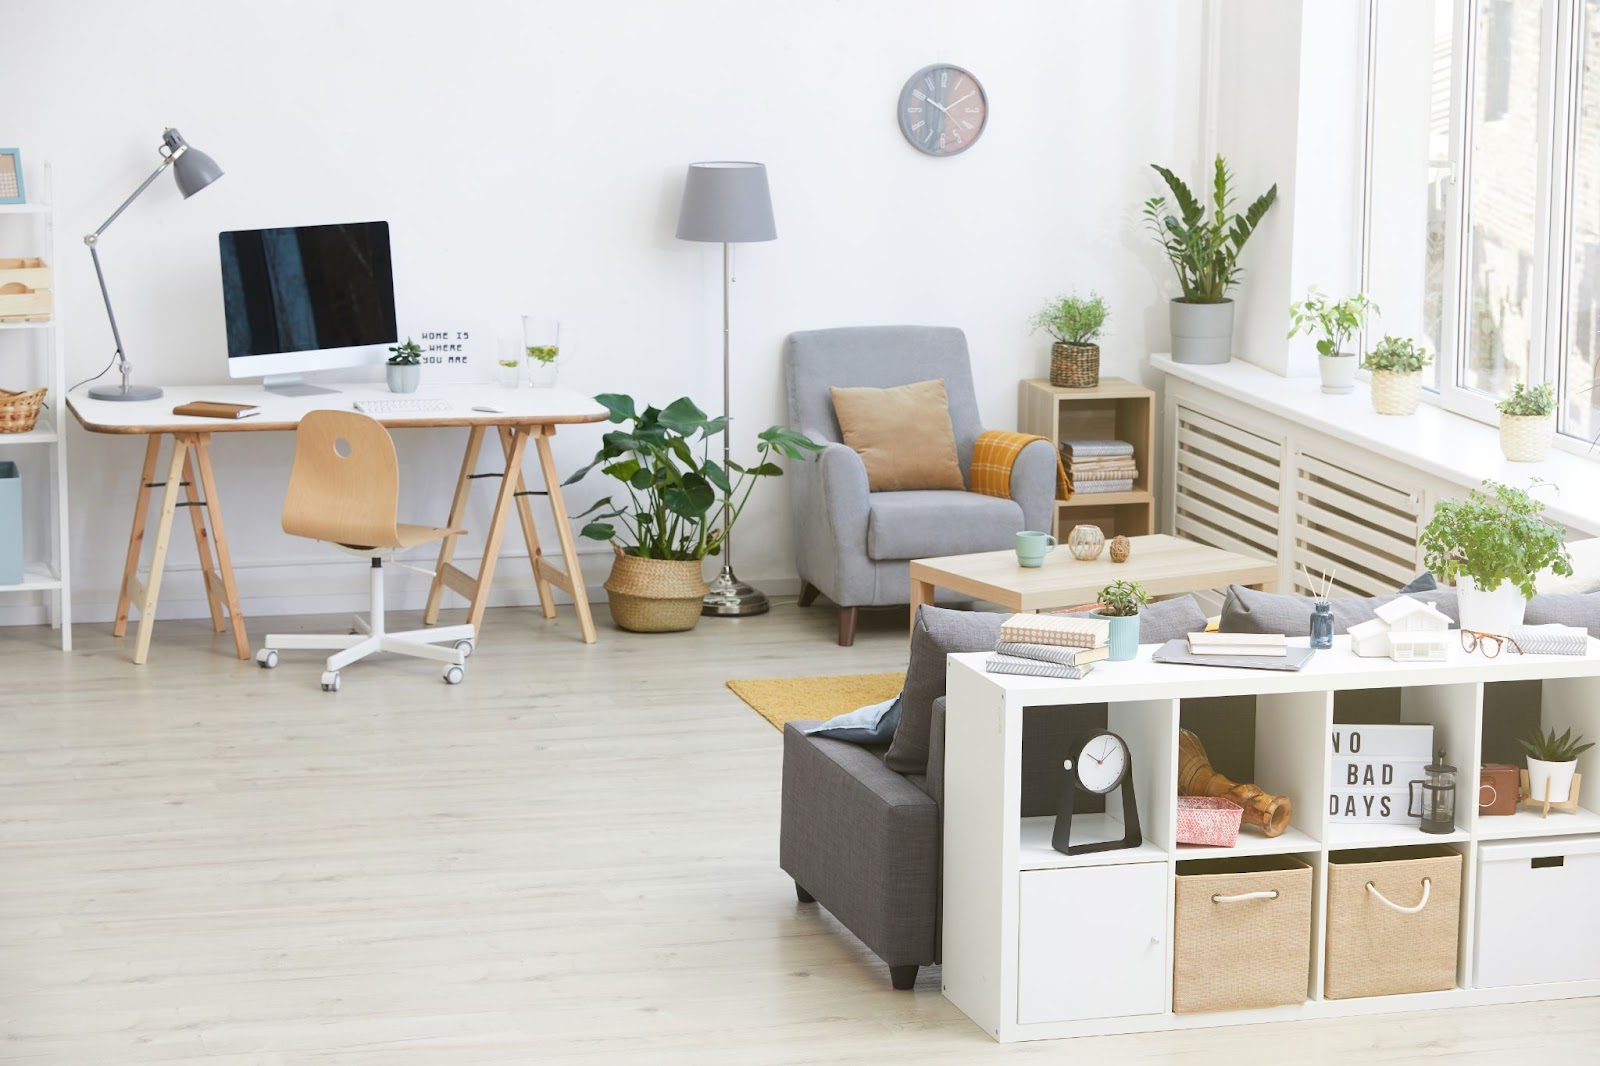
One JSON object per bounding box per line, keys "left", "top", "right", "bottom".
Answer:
{"left": 255, "top": 411, "right": 476, "bottom": 690}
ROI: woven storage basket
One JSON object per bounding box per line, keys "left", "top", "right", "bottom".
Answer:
{"left": 1174, "top": 855, "right": 1313, "bottom": 1013}
{"left": 1499, "top": 413, "right": 1555, "bottom": 462}
{"left": 1050, "top": 342, "right": 1100, "bottom": 389}
{"left": 1175, "top": 796, "right": 1244, "bottom": 847}
{"left": 602, "top": 544, "right": 708, "bottom": 633}
{"left": 1324, "top": 845, "right": 1461, "bottom": 999}
{"left": 1370, "top": 370, "right": 1422, "bottom": 415}
{"left": 0, "top": 387, "right": 45, "bottom": 433}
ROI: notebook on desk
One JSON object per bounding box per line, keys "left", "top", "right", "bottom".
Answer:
{"left": 172, "top": 401, "right": 260, "bottom": 419}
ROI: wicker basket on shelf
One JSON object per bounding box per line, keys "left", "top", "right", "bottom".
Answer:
{"left": 0, "top": 387, "right": 45, "bottom": 433}
{"left": 1050, "top": 342, "right": 1100, "bottom": 389}
{"left": 1499, "top": 413, "right": 1555, "bottom": 462}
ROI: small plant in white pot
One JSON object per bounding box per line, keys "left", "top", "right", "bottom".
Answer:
{"left": 1363, "top": 335, "right": 1432, "bottom": 414}
{"left": 1031, "top": 291, "right": 1109, "bottom": 389}
{"left": 1421, "top": 479, "right": 1573, "bottom": 633}
{"left": 1519, "top": 725, "right": 1592, "bottom": 806}
{"left": 1093, "top": 579, "right": 1147, "bottom": 662}
{"left": 1287, "top": 288, "right": 1378, "bottom": 395}
{"left": 386, "top": 338, "right": 422, "bottom": 394}
{"left": 1497, "top": 382, "right": 1556, "bottom": 462}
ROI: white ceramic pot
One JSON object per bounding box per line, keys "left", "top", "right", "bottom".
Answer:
{"left": 1527, "top": 757, "right": 1577, "bottom": 804}
{"left": 1169, "top": 299, "right": 1234, "bottom": 365}
{"left": 386, "top": 363, "right": 421, "bottom": 393}
{"left": 1319, "top": 353, "right": 1358, "bottom": 395}
{"left": 1370, "top": 370, "right": 1423, "bottom": 415}
{"left": 1456, "top": 574, "right": 1528, "bottom": 634}
{"left": 1500, "top": 413, "right": 1555, "bottom": 462}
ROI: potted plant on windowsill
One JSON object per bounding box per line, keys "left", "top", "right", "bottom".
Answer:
{"left": 1520, "top": 726, "right": 1592, "bottom": 806}
{"left": 1031, "top": 291, "right": 1109, "bottom": 389}
{"left": 1421, "top": 479, "right": 1572, "bottom": 634}
{"left": 386, "top": 338, "right": 422, "bottom": 393}
{"left": 1497, "top": 382, "right": 1557, "bottom": 462}
{"left": 565, "top": 394, "right": 820, "bottom": 633}
{"left": 1363, "top": 334, "right": 1432, "bottom": 415}
{"left": 1144, "top": 155, "right": 1278, "bottom": 365}
{"left": 1092, "top": 579, "right": 1147, "bottom": 662}
{"left": 1287, "top": 288, "right": 1379, "bottom": 395}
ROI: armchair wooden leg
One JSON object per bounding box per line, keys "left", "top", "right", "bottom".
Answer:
{"left": 889, "top": 964, "right": 918, "bottom": 991}
{"left": 797, "top": 582, "right": 820, "bottom": 608}
{"left": 837, "top": 606, "right": 859, "bottom": 647}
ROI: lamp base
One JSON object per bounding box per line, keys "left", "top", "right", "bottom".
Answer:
{"left": 702, "top": 565, "right": 770, "bottom": 617}
{"left": 87, "top": 382, "right": 163, "bottom": 402}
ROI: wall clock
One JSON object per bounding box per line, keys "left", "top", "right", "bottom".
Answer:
{"left": 1051, "top": 730, "right": 1143, "bottom": 855}
{"left": 897, "top": 64, "right": 988, "bottom": 157}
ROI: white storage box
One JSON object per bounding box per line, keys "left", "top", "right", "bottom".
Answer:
{"left": 1475, "top": 836, "right": 1600, "bottom": 988}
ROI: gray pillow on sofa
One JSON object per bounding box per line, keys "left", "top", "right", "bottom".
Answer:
{"left": 1525, "top": 592, "right": 1600, "bottom": 638}
{"left": 1219, "top": 584, "right": 1459, "bottom": 636}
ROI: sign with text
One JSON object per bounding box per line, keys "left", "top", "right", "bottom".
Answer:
{"left": 1328, "top": 725, "right": 1433, "bottom": 823}
{"left": 408, "top": 325, "right": 483, "bottom": 384}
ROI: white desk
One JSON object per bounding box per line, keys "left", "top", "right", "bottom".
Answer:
{"left": 67, "top": 384, "right": 608, "bottom": 664}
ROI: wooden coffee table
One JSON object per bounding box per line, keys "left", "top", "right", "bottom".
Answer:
{"left": 907, "top": 534, "right": 1276, "bottom": 634}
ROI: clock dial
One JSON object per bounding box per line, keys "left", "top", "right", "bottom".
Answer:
{"left": 898, "top": 64, "right": 987, "bottom": 157}
{"left": 1076, "top": 732, "right": 1128, "bottom": 795}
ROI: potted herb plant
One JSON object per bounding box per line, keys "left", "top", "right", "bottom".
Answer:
{"left": 1520, "top": 726, "right": 1592, "bottom": 806}
{"left": 1093, "top": 579, "right": 1148, "bottom": 662}
{"left": 1144, "top": 155, "right": 1278, "bottom": 365}
{"left": 1363, "top": 335, "right": 1432, "bottom": 415}
{"left": 386, "top": 338, "right": 422, "bottom": 393}
{"left": 1031, "top": 291, "right": 1109, "bottom": 389}
{"left": 1287, "top": 288, "right": 1379, "bottom": 395}
{"left": 566, "top": 395, "right": 820, "bottom": 633}
{"left": 1497, "top": 382, "right": 1557, "bottom": 463}
{"left": 1420, "top": 479, "right": 1573, "bottom": 634}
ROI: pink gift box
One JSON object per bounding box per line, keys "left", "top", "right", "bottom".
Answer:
{"left": 1176, "top": 796, "right": 1245, "bottom": 847}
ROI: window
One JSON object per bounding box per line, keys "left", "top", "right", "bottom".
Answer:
{"left": 1365, "top": 0, "right": 1600, "bottom": 444}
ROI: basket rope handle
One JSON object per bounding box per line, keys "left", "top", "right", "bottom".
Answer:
{"left": 1365, "top": 877, "right": 1431, "bottom": 914}
{"left": 1211, "top": 889, "right": 1279, "bottom": 904}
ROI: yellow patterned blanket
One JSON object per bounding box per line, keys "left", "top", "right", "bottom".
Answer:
{"left": 969, "top": 430, "right": 1072, "bottom": 503}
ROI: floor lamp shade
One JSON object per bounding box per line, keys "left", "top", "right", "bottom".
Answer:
{"left": 675, "top": 162, "right": 776, "bottom": 243}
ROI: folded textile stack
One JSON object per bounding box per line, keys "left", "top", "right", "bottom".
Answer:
{"left": 987, "top": 615, "right": 1110, "bottom": 678}
{"left": 1060, "top": 439, "right": 1137, "bottom": 495}
{"left": 1510, "top": 623, "right": 1591, "bottom": 657}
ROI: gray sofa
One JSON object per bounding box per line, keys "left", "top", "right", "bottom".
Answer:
{"left": 782, "top": 325, "right": 1058, "bottom": 645}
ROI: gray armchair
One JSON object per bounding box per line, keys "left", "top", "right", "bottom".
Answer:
{"left": 782, "top": 326, "right": 1057, "bottom": 645}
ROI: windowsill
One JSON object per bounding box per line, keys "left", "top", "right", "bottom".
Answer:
{"left": 1151, "top": 354, "right": 1600, "bottom": 536}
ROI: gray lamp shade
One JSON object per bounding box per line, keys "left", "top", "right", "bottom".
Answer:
{"left": 162, "top": 127, "right": 224, "bottom": 199}
{"left": 676, "top": 162, "right": 776, "bottom": 243}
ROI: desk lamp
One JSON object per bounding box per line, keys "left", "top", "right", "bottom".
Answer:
{"left": 675, "top": 161, "right": 776, "bottom": 617}
{"left": 85, "top": 128, "right": 223, "bottom": 401}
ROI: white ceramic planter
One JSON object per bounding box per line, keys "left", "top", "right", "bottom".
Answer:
{"left": 1499, "top": 413, "right": 1555, "bottom": 462}
{"left": 1527, "top": 757, "right": 1577, "bottom": 804}
{"left": 1319, "top": 353, "right": 1358, "bottom": 395}
{"left": 1456, "top": 575, "right": 1528, "bottom": 634}
{"left": 1370, "top": 370, "right": 1423, "bottom": 415}
{"left": 386, "top": 363, "right": 421, "bottom": 393}
{"left": 1169, "top": 299, "right": 1234, "bottom": 365}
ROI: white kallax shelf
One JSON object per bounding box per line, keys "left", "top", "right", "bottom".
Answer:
{"left": 941, "top": 637, "right": 1600, "bottom": 1043}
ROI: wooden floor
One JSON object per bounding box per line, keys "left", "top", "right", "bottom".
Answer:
{"left": 3, "top": 601, "right": 1598, "bottom": 1064}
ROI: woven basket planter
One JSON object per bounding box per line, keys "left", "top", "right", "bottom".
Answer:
{"left": 0, "top": 387, "right": 45, "bottom": 433}
{"left": 1175, "top": 796, "right": 1244, "bottom": 847}
{"left": 1050, "top": 342, "right": 1100, "bottom": 389}
{"left": 1324, "top": 845, "right": 1461, "bottom": 999}
{"left": 603, "top": 544, "right": 709, "bottom": 633}
{"left": 1500, "top": 413, "right": 1555, "bottom": 462}
{"left": 1174, "top": 855, "right": 1313, "bottom": 1013}
{"left": 1370, "top": 370, "right": 1423, "bottom": 415}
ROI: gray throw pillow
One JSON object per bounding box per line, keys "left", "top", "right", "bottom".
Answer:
{"left": 887, "top": 606, "right": 1005, "bottom": 774}
{"left": 804, "top": 696, "right": 901, "bottom": 745}
{"left": 1398, "top": 572, "right": 1438, "bottom": 593}
{"left": 1219, "top": 584, "right": 1459, "bottom": 636}
{"left": 1524, "top": 592, "right": 1600, "bottom": 638}
{"left": 1140, "top": 595, "right": 1208, "bottom": 643}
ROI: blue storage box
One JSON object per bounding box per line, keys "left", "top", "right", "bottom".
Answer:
{"left": 0, "top": 460, "right": 20, "bottom": 585}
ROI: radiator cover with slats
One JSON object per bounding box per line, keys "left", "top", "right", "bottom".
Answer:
{"left": 1173, "top": 406, "right": 1282, "bottom": 565}
{"left": 1292, "top": 450, "right": 1422, "bottom": 598}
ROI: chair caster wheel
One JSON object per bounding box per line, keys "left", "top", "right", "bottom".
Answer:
{"left": 320, "top": 670, "right": 341, "bottom": 692}
{"left": 443, "top": 664, "right": 465, "bottom": 685}
{"left": 454, "top": 639, "right": 474, "bottom": 659}
{"left": 256, "top": 649, "right": 278, "bottom": 669}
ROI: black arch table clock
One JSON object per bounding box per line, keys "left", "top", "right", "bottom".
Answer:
{"left": 1051, "top": 729, "right": 1143, "bottom": 855}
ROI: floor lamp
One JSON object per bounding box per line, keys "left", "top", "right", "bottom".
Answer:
{"left": 676, "top": 161, "right": 776, "bottom": 618}
{"left": 85, "top": 128, "right": 223, "bottom": 401}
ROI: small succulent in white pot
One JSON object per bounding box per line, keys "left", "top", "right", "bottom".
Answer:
{"left": 1520, "top": 726, "right": 1593, "bottom": 805}
{"left": 386, "top": 338, "right": 423, "bottom": 394}
{"left": 1496, "top": 382, "right": 1556, "bottom": 463}
{"left": 1363, "top": 335, "right": 1433, "bottom": 415}
{"left": 1288, "top": 288, "right": 1379, "bottom": 395}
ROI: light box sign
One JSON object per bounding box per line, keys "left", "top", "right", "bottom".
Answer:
{"left": 409, "top": 325, "right": 482, "bottom": 383}
{"left": 1327, "top": 724, "right": 1434, "bottom": 823}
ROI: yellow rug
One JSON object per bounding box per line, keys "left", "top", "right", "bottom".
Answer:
{"left": 726, "top": 672, "right": 905, "bottom": 732}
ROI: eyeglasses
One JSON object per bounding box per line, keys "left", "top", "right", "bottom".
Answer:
{"left": 1460, "top": 629, "right": 1524, "bottom": 658}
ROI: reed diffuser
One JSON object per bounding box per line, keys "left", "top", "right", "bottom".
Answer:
{"left": 1303, "top": 564, "right": 1336, "bottom": 649}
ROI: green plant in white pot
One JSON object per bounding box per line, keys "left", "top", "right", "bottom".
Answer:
{"left": 1420, "top": 479, "right": 1573, "bottom": 634}
{"left": 1032, "top": 291, "right": 1109, "bottom": 389}
{"left": 1497, "top": 383, "right": 1556, "bottom": 463}
{"left": 1287, "top": 288, "right": 1378, "bottom": 395}
{"left": 1093, "top": 579, "right": 1147, "bottom": 662}
{"left": 1144, "top": 155, "right": 1277, "bottom": 366}
{"left": 1362, "top": 335, "right": 1432, "bottom": 415}
{"left": 386, "top": 338, "right": 422, "bottom": 394}
{"left": 1520, "top": 726, "right": 1592, "bottom": 806}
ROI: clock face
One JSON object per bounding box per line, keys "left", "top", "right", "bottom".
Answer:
{"left": 1075, "top": 732, "right": 1128, "bottom": 795}
{"left": 898, "top": 64, "right": 988, "bottom": 157}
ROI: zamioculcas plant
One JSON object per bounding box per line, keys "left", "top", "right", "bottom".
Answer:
{"left": 1144, "top": 156, "right": 1278, "bottom": 305}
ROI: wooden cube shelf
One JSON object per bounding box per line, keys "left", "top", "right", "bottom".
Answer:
{"left": 1018, "top": 377, "right": 1155, "bottom": 539}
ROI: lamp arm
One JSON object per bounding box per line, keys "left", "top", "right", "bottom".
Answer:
{"left": 83, "top": 153, "right": 177, "bottom": 388}
{"left": 88, "top": 152, "right": 177, "bottom": 240}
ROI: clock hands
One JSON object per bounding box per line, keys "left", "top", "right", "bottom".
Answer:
{"left": 946, "top": 90, "right": 976, "bottom": 110}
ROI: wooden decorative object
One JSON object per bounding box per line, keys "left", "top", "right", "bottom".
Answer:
{"left": 1178, "top": 728, "right": 1293, "bottom": 837}
{"left": 1109, "top": 535, "right": 1130, "bottom": 563}
{"left": 1518, "top": 769, "right": 1582, "bottom": 818}
{"left": 0, "top": 281, "right": 52, "bottom": 322}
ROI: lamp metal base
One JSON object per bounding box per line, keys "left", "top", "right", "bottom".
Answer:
{"left": 702, "top": 565, "right": 770, "bottom": 617}
{"left": 87, "top": 382, "right": 163, "bottom": 402}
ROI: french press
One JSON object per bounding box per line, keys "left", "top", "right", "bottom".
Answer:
{"left": 1408, "top": 750, "right": 1457, "bottom": 835}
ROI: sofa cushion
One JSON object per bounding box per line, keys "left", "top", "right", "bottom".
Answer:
{"left": 1525, "top": 592, "right": 1600, "bottom": 638}
{"left": 1537, "top": 539, "right": 1600, "bottom": 595}
{"left": 803, "top": 696, "right": 902, "bottom": 746}
{"left": 1139, "top": 595, "right": 1209, "bottom": 643}
{"left": 867, "top": 490, "right": 1023, "bottom": 561}
{"left": 887, "top": 606, "right": 1005, "bottom": 774}
{"left": 1219, "top": 584, "right": 1460, "bottom": 636}
{"left": 830, "top": 378, "right": 967, "bottom": 492}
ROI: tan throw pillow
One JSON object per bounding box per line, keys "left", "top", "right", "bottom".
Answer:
{"left": 830, "top": 379, "right": 966, "bottom": 492}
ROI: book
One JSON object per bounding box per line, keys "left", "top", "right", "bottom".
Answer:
{"left": 1152, "top": 639, "right": 1316, "bottom": 672}
{"left": 999, "top": 612, "right": 1109, "bottom": 649}
{"left": 993, "top": 641, "right": 1109, "bottom": 668}
{"left": 1187, "top": 632, "right": 1288, "bottom": 657}
{"left": 1188, "top": 642, "right": 1289, "bottom": 657}
{"left": 1072, "top": 479, "right": 1134, "bottom": 494}
{"left": 1071, "top": 467, "right": 1139, "bottom": 481}
{"left": 1060, "top": 439, "right": 1134, "bottom": 457}
{"left": 985, "top": 653, "right": 1094, "bottom": 680}
{"left": 173, "top": 401, "right": 260, "bottom": 419}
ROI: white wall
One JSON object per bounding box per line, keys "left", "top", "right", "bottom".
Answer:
{"left": 4, "top": 0, "right": 1203, "bottom": 624}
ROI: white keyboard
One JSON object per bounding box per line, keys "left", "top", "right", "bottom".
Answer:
{"left": 353, "top": 398, "right": 450, "bottom": 415}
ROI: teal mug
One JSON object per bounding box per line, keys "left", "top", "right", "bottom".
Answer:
{"left": 1016, "top": 530, "right": 1057, "bottom": 568}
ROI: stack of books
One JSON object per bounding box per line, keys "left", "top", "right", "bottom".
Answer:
{"left": 1186, "top": 632, "right": 1289, "bottom": 657}
{"left": 1060, "top": 440, "right": 1137, "bottom": 495}
{"left": 986, "top": 613, "right": 1111, "bottom": 679}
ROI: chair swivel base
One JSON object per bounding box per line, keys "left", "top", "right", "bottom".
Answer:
{"left": 257, "top": 623, "right": 474, "bottom": 690}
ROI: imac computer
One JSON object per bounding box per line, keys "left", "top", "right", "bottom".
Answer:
{"left": 219, "top": 220, "right": 397, "bottom": 396}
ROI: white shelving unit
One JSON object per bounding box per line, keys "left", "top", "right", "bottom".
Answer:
{"left": 0, "top": 161, "right": 71, "bottom": 649}
{"left": 941, "top": 638, "right": 1600, "bottom": 1043}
